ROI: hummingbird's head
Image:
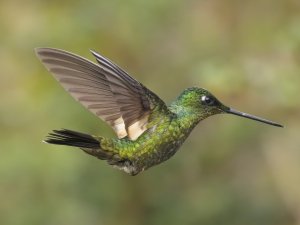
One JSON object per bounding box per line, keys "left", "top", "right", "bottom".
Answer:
{"left": 177, "top": 87, "right": 228, "bottom": 117}
{"left": 176, "top": 87, "right": 283, "bottom": 127}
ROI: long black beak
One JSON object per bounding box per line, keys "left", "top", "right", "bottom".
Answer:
{"left": 225, "top": 108, "right": 283, "bottom": 128}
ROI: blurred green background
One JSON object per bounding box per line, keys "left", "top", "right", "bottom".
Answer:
{"left": 1, "top": 0, "right": 300, "bottom": 224}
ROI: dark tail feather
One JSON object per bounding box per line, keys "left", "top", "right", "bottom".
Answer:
{"left": 44, "top": 129, "right": 99, "bottom": 149}
{"left": 44, "top": 129, "right": 129, "bottom": 170}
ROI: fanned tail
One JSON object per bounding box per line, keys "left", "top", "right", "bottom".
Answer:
{"left": 44, "top": 129, "right": 99, "bottom": 149}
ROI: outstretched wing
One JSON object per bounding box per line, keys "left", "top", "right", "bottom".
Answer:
{"left": 36, "top": 48, "right": 167, "bottom": 140}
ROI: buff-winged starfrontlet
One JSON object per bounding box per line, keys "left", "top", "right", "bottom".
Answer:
{"left": 35, "top": 48, "right": 283, "bottom": 175}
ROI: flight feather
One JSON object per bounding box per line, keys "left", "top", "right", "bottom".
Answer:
{"left": 35, "top": 48, "right": 165, "bottom": 140}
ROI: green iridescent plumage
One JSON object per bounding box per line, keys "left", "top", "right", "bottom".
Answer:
{"left": 36, "top": 48, "right": 283, "bottom": 175}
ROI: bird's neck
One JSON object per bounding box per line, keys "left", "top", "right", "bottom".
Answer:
{"left": 169, "top": 102, "right": 205, "bottom": 131}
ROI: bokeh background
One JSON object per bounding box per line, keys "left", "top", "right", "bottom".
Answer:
{"left": 1, "top": 0, "right": 300, "bottom": 224}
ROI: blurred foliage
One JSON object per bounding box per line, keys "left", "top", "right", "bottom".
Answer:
{"left": 0, "top": 0, "right": 300, "bottom": 225}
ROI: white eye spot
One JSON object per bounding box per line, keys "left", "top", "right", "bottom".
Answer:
{"left": 201, "top": 95, "right": 215, "bottom": 105}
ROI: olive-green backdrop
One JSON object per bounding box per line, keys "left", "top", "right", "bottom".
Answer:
{"left": 1, "top": 0, "right": 299, "bottom": 224}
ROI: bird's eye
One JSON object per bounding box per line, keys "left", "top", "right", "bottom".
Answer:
{"left": 201, "top": 95, "right": 215, "bottom": 106}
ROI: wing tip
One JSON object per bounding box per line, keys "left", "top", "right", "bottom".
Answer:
{"left": 34, "top": 47, "right": 68, "bottom": 58}
{"left": 34, "top": 47, "right": 52, "bottom": 53}
{"left": 34, "top": 47, "right": 55, "bottom": 59}
{"left": 90, "top": 49, "right": 101, "bottom": 58}
{"left": 34, "top": 47, "right": 44, "bottom": 58}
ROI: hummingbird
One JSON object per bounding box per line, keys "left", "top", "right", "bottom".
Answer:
{"left": 35, "top": 48, "right": 283, "bottom": 175}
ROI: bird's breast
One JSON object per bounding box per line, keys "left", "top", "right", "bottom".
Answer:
{"left": 132, "top": 117, "right": 193, "bottom": 169}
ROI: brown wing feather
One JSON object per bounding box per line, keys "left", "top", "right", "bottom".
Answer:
{"left": 35, "top": 48, "right": 165, "bottom": 140}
